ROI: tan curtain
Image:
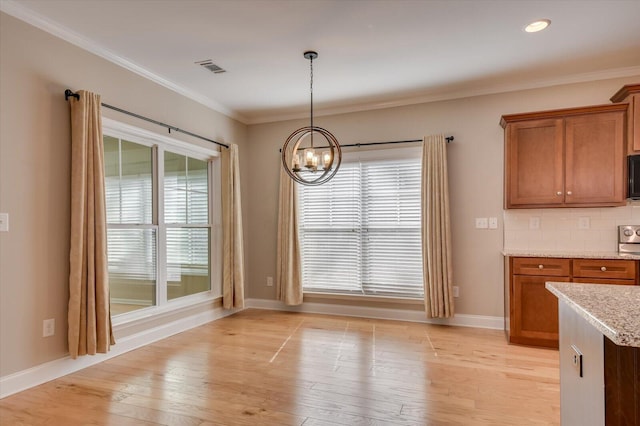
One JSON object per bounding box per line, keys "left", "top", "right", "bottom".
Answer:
{"left": 68, "top": 90, "right": 114, "bottom": 359}
{"left": 221, "top": 144, "right": 245, "bottom": 309}
{"left": 276, "top": 166, "right": 303, "bottom": 305}
{"left": 421, "top": 134, "right": 454, "bottom": 318}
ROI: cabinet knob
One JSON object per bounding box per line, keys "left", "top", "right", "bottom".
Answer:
{"left": 538, "top": 264, "right": 544, "bottom": 269}
{"left": 567, "top": 191, "right": 573, "bottom": 195}
{"left": 556, "top": 191, "right": 563, "bottom": 196}
{"left": 601, "top": 266, "right": 607, "bottom": 272}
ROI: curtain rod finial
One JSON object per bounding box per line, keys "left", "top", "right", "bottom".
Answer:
{"left": 65, "top": 89, "right": 79, "bottom": 101}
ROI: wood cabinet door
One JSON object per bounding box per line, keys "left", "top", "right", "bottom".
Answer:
{"left": 611, "top": 85, "right": 640, "bottom": 154}
{"left": 630, "top": 94, "right": 640, "bottom": 153}
{"left": 506, "top": 119, "right": 564, "bottom": 208}
{"left": 511, "top": 275, "right": 570, "bottom": 348}
{"left": 564, "top": 111, "right": 626, "bottom": 205}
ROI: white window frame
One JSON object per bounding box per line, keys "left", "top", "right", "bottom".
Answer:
{"left": 103, "top": 118, "right": 222, "bottom": 324}
{"left": 298, "top": 146, "right": 424, "bottom": 300}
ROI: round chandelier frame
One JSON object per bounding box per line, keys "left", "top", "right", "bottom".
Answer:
{"left": 281, "top": 125, "right": 342, "bottom": 186}
{"left": 281, "top": 51, "right": 342, "bottom": 186}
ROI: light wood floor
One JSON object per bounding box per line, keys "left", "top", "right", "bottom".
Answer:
{"left": 0, "top": 310, "right": 560, "bottom": 425}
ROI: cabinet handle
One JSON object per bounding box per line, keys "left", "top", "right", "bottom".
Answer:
{"left": 567, "top": 191, "right": 573, "bottom": 196}
{"left": 601, "top": 266, "right": 607, "bottom": 272}
{"left": 538, "top": 264, "right": 544, "bottom": 269}
{"left": 556, "top": 191, "right": 563, "bottom": 196}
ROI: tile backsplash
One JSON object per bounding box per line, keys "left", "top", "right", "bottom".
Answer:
{"left": 503, "top": 202, "right": 640, "bottom": 252}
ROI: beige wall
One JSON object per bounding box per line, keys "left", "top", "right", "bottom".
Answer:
{"left": 0, "top": 13, "right": 248, "bottom": 377}
{"left": 245, "top": 75, "right": 640, "bottom": 317}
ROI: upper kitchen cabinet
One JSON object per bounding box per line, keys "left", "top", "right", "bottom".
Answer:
{"left": 501, "top": 104, "right": 627, "bottom": 209}
{"left": 610, "top": 84, "right": 640, "bottom": 154}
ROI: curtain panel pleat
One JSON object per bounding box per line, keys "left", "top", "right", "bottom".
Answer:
{"left": 276, "top": 166, "right": 303, "bottom": 305}
{"left": 68, "top": 90, "right": 114, "bottom": 358}
{"left": 221, "top": 144, "right": 245, "bottom": 309}
{"left": 421, "top": 134, "right": 454, "bottom": 318}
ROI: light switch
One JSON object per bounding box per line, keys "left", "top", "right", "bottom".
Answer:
{"left": 489, "top": 217, "right": 498, "bottom": 229}
{"left": 0, "top": 213, "right": 8, "bottom": 232}
{"left": 475, "top": 218, "right": 488, "bottom": 229}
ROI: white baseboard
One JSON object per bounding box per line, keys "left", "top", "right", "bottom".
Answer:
{"left": 0, "top": 303, "right": 239, "bottom": 399}
{"left": 245, "top": 298, "right": 504, "bottom": 330}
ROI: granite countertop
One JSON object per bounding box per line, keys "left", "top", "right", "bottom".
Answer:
{"left": 503, "top": 250, "right": 640, "bottom": 260}
{"left": 546, "top": 282, "right": 640, "bottom": 347}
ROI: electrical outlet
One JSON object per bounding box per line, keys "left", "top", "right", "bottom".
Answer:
{"left": 529, "top": 217, "right": 540, "bottom": 230}
{"left": 0, "top": 213, "right": 8, "bottom": 232}
{"left": 453, "top": 286, "right": 460, "bottom": 298}
{"left": 266, "top": 276, "right": 273, "bottom": 287}
{"left": 488, "top": 217, "right": 498, "bottom": 229}
{"left": 43, "top": 318, "right": 55, "bottom": 337}
{"left": 578, "top": 217, "right": 590, "bottom": 229}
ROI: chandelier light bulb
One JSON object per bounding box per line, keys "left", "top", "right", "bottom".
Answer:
{"left": 322, "top": 151, "right": 331, "bottom": 169}
{"left": 292, "top": 154, "right": 301, "bottom": 171}
{"left": 304, "top": 148, "right": 316, "bottom": 168}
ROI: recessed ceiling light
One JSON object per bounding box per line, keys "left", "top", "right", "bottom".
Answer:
{"left": 525, "top": 19, "right": 551, "bottom": 33}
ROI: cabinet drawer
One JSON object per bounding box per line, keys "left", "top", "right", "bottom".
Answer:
{"left": 573, "top": 259, "right": 637, "bottom": 280}
{"left": 512, "top": 257, "right": 571, "bottom": 276}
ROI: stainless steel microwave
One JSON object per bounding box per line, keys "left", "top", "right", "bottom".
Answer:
{"left": 629, "top": 155, "right": 640, "bottom": 199}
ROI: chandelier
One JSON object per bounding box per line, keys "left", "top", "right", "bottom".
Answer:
{"left": 281, "top": 51, "right": 341, "bottom": 186}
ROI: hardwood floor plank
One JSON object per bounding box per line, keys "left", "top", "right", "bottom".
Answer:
{"left": 0, "top": 309, "right": 560, "bottom": 425}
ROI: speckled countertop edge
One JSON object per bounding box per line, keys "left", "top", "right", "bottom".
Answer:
{"left": 546, "top": 282, "right": 640, "bottom": 347}
{"left": 503, "top": 250, "right": 640, "bottom": 260}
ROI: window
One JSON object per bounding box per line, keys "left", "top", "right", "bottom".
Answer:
{"left": 164, "top": 152, "right": 210, "bottom": 300}
{"left": 103, "top": 120, "right": 219, "bottom": 317}
{"left": 298, "top": 147, "right": 424, "bottom": 298}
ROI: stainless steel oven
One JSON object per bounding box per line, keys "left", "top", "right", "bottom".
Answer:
{"left": 619, "top": 225, "right": 640, "bottom": 254}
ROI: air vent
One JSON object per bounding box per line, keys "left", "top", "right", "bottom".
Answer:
{"left": 195, "top": 59, "right": 226, "bottom": 74}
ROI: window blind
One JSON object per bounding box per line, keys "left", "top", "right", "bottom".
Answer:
{"left": 104, "top": 137, "right": 153, "bottom": 224}
{"left": 164, "top": 152, "right": 211, "bottom": 292}
{"left": 298, "top": 150, "right": 424, "bottom": 298}
{"left": 104, "top": 137, "right": 156, "bottom": 284}
{"left": 164, "top": 153, "right": 209, "bottom": 224}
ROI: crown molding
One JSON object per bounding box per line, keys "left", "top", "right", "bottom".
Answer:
{"left": 0, "top": 0, "right": 247, "bottom": 124}
{"left": 247, "top": 65, "right": 640, "bottom": 124}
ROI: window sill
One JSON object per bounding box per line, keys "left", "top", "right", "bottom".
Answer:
{"left": 112, "top": 292, "right": 222, "bottom": 329}
{"left": 303, "top": 291, "right": 424, "bottom": 306}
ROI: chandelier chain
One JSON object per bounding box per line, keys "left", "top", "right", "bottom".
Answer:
{"left": 310, "top": 55, "right": 314, "bottom": 147}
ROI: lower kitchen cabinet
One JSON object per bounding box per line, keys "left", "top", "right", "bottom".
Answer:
{"left": 505, "top": 256, "right": 639, "bottom": 348}
{"left": 512, "top": 275, "right": 569, "bottom": 347}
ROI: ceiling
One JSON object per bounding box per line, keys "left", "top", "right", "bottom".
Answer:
{"left": 3, "top": 0, "right": 640, "bottom": 124}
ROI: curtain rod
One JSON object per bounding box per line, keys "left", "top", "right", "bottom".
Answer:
{"left": 278, "top": 136, "right": 453, "bottom": 152}
{"left": 64, "top": 89, "right": 229, "bottom": 148}
{"left": 341, "top": 137, "right": 453, "bottom": 148}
